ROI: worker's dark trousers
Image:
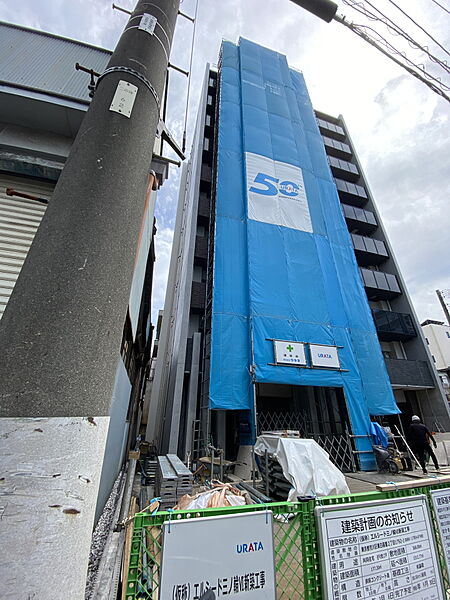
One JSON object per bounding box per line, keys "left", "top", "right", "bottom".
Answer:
{"left": 413, "top": 444, "right": 439, "bottom": 472}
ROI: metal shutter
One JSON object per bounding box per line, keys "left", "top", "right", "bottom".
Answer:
{"left": 0, "top": 174, "right": 54, "bottom": 319}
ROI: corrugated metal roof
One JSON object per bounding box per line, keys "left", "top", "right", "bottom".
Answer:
{"left": 0, "top": 22, "right": 111, "bottom": 103}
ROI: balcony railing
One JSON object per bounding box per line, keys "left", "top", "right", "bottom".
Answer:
{"left": 335, "top": 178, "right": 368, "bottom": 207}
{"left": 316, "top": 117, "right": 346, "bottom": 140}
{"left": 385, "top": 358, "right": 434, "bottom": 388}
{"left": 190, "top": 281, "right": 206, "bottom": 311}
{"left": 342, "top": 204, "right": 377, "bottom": 235}
{"left": 328, "top": 156, "right": 359, "bottom": 182}
{"left": 360, "top": 267, "right": 401, "bottom": 300}
{"left": 352, "top": 234, "right": 388, "bottom": 266}
{"left": 200, "top": 163, "right": 212, "bottom": 182}
{"left": 198, "top": 194, "right": 210, "bottom": 220}
{"left": 194, "top": 235, "right": 208, "bottom": 261}
{"left": 322, "top": 135, "right": 352, "bottom": 160}
{"left": 372, "top": 309, "right": 417, "bottom": 342}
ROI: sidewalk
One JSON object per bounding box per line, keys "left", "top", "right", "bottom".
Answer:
{"left": 345, "top": 466, "right": 450, "bottom": 493}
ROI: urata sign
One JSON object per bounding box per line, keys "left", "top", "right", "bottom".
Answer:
{"left": 246, "top": 152, "right": 313, "bottom": 233}
{"left": 159, "top": 511, "right": 277, "bottom": 599}
{"left": 310, "top": 344, "right": 340, "bottom": 369}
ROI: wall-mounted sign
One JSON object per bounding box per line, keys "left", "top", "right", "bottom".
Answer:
{"left": 310, "top": 344, "right": 340, "bottom": 369}
{"left": 246, "top": 152, "right": 313, "bottom": 233}
{"left": 316, "top": 496, "right": 445, "bottom": 600}
{"left": 430, "top": 488, "right": 450, "bottom": 579}
{"left": 159, "top": 511, "right": 277, "bottom": 599}
{"left": 273, "top": 340, "right": 306, "bottom": 366}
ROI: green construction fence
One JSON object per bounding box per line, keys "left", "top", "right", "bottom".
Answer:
{"left": 125, "top": 481, "right": 450, "bottom": 599}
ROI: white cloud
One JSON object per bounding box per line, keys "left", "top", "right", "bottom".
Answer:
{"left": 2, "top": 0, "right": 449, "bottom": 323}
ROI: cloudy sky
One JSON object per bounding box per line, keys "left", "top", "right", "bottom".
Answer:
{"left": 1, "top": 0, "right": 448, "bottom": 323}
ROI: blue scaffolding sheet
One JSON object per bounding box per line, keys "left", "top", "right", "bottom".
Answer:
{"left": 210, "top": 39, "right": 399, "bottom": 468}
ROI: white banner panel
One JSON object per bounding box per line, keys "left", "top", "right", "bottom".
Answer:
{"left": 159, "top": 511, "right": 276, "bottom": 599}
{"left": 246, "top": 152, "right": 312, "bottom": 233}
{"left": 310, "top": 344, "right": 340, "bottom": 369}
{"left": 273, "top": 340, "right": 306, "bottom": 366}
{"left": 316, "top": 496, "right": 445, "bottom": 600}
{"left": 430, "top": 488, "right": 450, "bottom": 579}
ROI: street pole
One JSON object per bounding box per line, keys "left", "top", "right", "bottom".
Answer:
{"left": 0, "top": 1, "right": 179, "bottom": 598}
{"left": 437, "top": 289, "right": 450, "bottom": 327}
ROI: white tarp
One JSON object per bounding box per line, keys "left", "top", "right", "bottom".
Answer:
{"left": 255, "top": 435, "right": 350, "bottom": 500}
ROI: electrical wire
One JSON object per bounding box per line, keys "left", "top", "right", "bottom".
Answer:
{"left": 334, "top": 14, "right": 450, "bottom": 102}
{"left": 386, "top": 0, "right": 450, "bottom": 58}
{"left": 346, "top": 19, "right": 450, "bottom": 92}
{"left": 342, "top": 0, "right": 450, "bottom": 75}
{"left": 429, "top": 0, "right": 450, "bottom": 16}
{"left": 182, "top": 0, "right": 199, "bottom": 154}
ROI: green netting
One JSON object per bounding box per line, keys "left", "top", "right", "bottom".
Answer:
{"left": 125, "top": 483, "right": 450, "bottom": 599}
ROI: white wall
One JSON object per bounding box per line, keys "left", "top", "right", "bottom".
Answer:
{"left": 422, "top": 323, "right": 450, "bottom": 371}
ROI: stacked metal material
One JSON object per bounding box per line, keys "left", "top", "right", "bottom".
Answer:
{"left": 155, "top": 455, "right": 193, "bottom": 510}
{"left": 258, "top": 454, "right": 291, "bottom": 500}
{"left": 167, "top": 454, "right": 194, "bottom": 498}
{"left": 141, "top": 456, "right": 158, "bottom": 485}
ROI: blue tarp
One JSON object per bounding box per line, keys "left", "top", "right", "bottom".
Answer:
{"left": 210, "top": 39, "right": 399, "bottom": 468}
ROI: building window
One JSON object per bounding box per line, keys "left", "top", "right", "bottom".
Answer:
{"left": 205, "top": 114, "right": 211, "bottom": 127}
{"left": 207, "top": 94, "right": 213, "bottom": 105}
{"left": 203, "top": 137, "right": 210, "bottom": 151}
{"left": 426, "top": 338, "right": 429, "bottom": 344}
{"left": 447, "top": 331, "right": 450, "bottom": 339}
{"left": 432, "top": 355, "right": 436, "bottom": 363}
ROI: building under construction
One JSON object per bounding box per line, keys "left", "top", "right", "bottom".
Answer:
{"left": 147, "top": 38, "right": 450, "bottom": 473}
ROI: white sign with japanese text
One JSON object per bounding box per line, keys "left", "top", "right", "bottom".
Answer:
{"left": 273, "top": 340, "right": 306, "bottom": 366}
{"left": 310, "top": 344, "right": 340, "bottom": 369}
{"left": 430, "top": 488, "right": 450, "bottom": 578}
{"left": 159, "top": 511, "right": 276, "bottom": 599}
{"left": 316, "top": 496, "right": 445, "bottom": 600}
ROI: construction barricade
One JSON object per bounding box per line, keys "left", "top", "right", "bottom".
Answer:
{"left": 125, "top": 482, "right": 450, "bottom": 599}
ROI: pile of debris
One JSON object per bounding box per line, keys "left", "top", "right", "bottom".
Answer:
{"left": 175, "top": 481, "right": 250, "bottom": 510}
{"left": 155, "top": 454, "right": 194, "bottom": 510}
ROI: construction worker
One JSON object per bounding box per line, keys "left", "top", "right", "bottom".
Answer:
{"left": 407, "top": 415, "right": 439, "bottom": 474}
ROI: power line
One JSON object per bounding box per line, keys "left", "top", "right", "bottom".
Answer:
{"left": 334, "top": 14, "right": 450, "bottom": 101}
{"left": 342, "top": 0, "right": 450, "bottom": 75}
{"left": 182, "top": 0, "right": 199, "bottom": 154}
{"left": 289, "top": 0, "right": 450, "bottom": 102}
{"left": 386, "top": 0, "right": 450, "bottom": 58}
{"left": 348, "top": 19, "right": 450, "bottom": 92}
{"left": 429, "top": 0, "right": 450, "bottom": 17}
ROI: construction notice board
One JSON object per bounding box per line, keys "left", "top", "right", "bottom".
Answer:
{"left": 159, "top": 511, "right": 276, "bottom": 599}
{"left": 316, "top": 496, "right": 444, "bottom": 600}
{"left": 430, "top": 488, "right": 450, "bottom": 578}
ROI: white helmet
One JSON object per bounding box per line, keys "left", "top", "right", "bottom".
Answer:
{"left": 412, "top": 415, "right": 421, "bottom": 422}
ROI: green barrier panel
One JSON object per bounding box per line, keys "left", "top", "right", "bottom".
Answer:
{"left": 125, "top": 482, "right": 450, "bottom": 599}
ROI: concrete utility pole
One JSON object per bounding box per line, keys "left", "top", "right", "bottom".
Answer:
{"left": 0, "top": 1, "right": 179, "bottom": 598}
{"left": 437, "top": 289, "right": 450, "bottom": 327}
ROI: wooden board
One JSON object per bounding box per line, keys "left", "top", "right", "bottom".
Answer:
{"left": 121, "top": 496, "right": 137, "bottom": 597}
{"left": 376, "top": 475, "right": 450, "bottom": 492}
